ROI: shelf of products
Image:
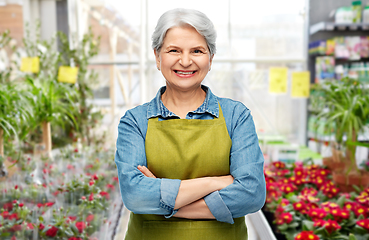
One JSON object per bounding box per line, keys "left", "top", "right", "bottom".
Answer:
{"left": 310, "top": 22, "right": 369, "bottom": 35}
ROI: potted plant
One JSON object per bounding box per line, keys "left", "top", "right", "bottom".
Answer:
{"left": 25, "top": 77, "right": 79, "bottom": 158}
{"left": 315, "top": 77, "right": 369, "bottom": 190}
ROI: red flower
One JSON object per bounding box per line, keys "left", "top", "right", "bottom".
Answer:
{"left": 324, "top": 219, "right": 341, "bottom": 234}
{"left": 321, "top": 202, "right": 339, "bottom": 212}
{"left": 277, "top": 212, "right": 293, "bottom": 224}
{"left": 18, "top": 203, "right": 24, "bottom": 208}
{"left": 27, "top": 223, "right": 34, "bottom": 230}
{"left": 266, "top": 190, "right": 281, "bottom": 203}
{"left": 68, "top": 216, "right": 77, "bottom": 221}
{"left": 3, "top": 202, "right": 13, "bottom": 211}
{"left": 357, "top": 219, "right": 369, "bottom": 231}
{"left": 330, "top": 208, "right": 350, "bottom": 222}
{"left": 81, "top": 196, "right": 86, "bottom": 200}
{"left": 100, "top": 191, "right": 110, "bottom": 200}
{"left": 12, "top": 200, "right": 17, "bottom": 204}
{"left": 39, "top": 223, "right": 45, "bottom": 230}
{"left": 45, "top": 202, "right": 54, "bottom": 207}
{"left": 10, "top": 224, "right": 22, "bottom": 232}
{"left": 354, "top": 205, "right": 368, "bottom": 218}
{"left": 68, "top": 238, "right": 83, "bottom": 240}
{"left": 37, "top": 203, "right": 44, "bottom": 208}
{"left": 86, "top": 214, "right": 94, "bottom": 222}
{"left": 343, "top": 202, "right": 356, "bottom": 211}
{"left": 74, "top": 148, "right": 78, "bottom": 153}
{"left": 1, "top": 211, "right": 9, "bottom": 218}
{"left": 14, "top": 185, "right": 18, "bottom": 190}
{"left": 293, "top": 202, "right": 306, "bottom": 212}
{"left": 113, "top": 177, "right": 119, "bottom": 182}
{"left": 9, "top": 213, "right": 19, "bottom": 220}
{"left": 88, "top": 192, "right": 94, "bottom": 201}
{"left": 106, "top": 184, "right": 115, "bottom": 191}
{"left": 294, "top": 167, "right": 305, "bottom": 178}
{"left": 45, "top": 226, "right": 58, "bottom": 237}
{"left": 273, "top": 161, "right": 286, "bottom": 169}
{"left": 301, "top": 187, "right": 318, "bottom": 197}
{"left": 11, "top": 236, "right": 16, "bottom": 240}
{"left": 275, "top": 206, "right": 285, "bottom": 218}
{"left": 280, "top": 183, "right": 297, "bottom": 194}
{"left": 313, "top": 219, "right": 326, "bottom": 228}
{"left": 92, "top": 174, "right": 99, "bottom": 180}
{"left": 295, "top": 231, "right": 319, "bottom": 240}
{"left": 75, "top": 222, "right": 86, "bottom": 233}
{"left": 89, "top": 180, "right": 95, "bottom": 186}
{"left": 308, "top": 208, "right": 326, "bottom": 220}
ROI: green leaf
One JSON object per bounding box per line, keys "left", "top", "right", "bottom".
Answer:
{"left": 337, "top": 195, "right": 346, "bottom": 208}
{"left": 289, "top": 222, "right": 299, "bottom": 228}
{"left": 349, "top": 233, "right": 358, "bottom": 240}
{"left": 71, "top": 224, "right": 79, "bottom": 235}
{"left": 302, "top": 220, "right": 314, "bottom": 231}
{"left": 278, "top": 223, "right": 288, "bottom": 231}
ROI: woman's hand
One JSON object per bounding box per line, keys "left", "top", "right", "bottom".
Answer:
{"left": 138, "top": 165, "right": 234, "bottom": 210}
{"left": 138, "top": 165, "right": 156, "bottom": 178}
{"left": 138, "top": 165, "right": 234, "bottom": 190}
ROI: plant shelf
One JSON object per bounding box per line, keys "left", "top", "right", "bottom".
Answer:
{"left": 310, "top": 22, "right": 369, "bottom": 35}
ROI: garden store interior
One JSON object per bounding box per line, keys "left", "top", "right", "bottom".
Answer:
{"left": 0, "top": 0, "right": 369, "bottom": 239}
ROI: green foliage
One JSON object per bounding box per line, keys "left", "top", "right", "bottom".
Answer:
{"left": 315, "top": 78, "right": 369, "bottom": 172}
{"left": 57, "top": 30, "right": 102, "bottom": 145}
{"left": 25, "top": 77, "right": 79, "bottom": 130}
{"left": 316, "top": 78, "right": 369, "bottom": 145}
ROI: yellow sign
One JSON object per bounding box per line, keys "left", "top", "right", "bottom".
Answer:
{"left": 269, "top": 67, "right": 288, "bottom": 94}
{"left": 57, "top": 66, "right": 78, "bottom": 84}
{"left": 20, "top": 57, "right": 40, "bottom": 73}
{"left": 291, "top": 72, "right": 310, "bottom": 98}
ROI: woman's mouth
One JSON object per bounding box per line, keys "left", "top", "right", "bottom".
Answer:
{"left": 174, "top": 70, "right": 196, "bottom": 75}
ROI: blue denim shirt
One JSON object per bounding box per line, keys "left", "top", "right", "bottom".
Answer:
{"left": 115, "top": 86, "right": 266, "bottom": 224}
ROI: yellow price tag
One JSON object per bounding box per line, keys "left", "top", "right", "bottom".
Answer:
{"left": 291, "top": 72, "right": 310, "bottom": 98}
{"left": 57, "top": 66, "right": 78, "bottom": 84}
{"left": 20, "top": 57, "right": 39, "bottom": 73}
{"left": 269, "top": 67, "right": 288, "bottom": 94}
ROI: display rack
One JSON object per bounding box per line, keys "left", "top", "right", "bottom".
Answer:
{"left": 310, "top": 22, "right": 369, "bottom": 35}
{"left": 306, "top": 0, "right": 369, "bottom": 152}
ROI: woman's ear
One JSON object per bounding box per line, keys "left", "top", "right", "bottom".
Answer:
{"left": 154, "top": 49, "right": 161, "bottom": 70}
{"left": 209, "top": 54, "right": 214, "bottom": 69}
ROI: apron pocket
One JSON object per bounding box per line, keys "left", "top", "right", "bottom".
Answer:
{"left": 142, "top": 220, "right": 236, "bottom": 240}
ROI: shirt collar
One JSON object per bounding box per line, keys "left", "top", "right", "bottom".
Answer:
{"left": 146, "top": 85, "right": 219, "bottom": 119}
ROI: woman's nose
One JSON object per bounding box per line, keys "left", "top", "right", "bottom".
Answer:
{"left": 179, "top": 53, "right": 192, "bottom": 67}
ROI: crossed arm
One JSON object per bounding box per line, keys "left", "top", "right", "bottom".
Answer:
{"left": 137, "top": 165, "right": 234, "bottom": 219}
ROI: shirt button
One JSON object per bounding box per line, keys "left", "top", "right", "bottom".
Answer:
{"left": 188, "top": 113, "right": 193, "bottom": 117}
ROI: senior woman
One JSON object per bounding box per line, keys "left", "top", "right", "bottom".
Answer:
{"left": 115, "top": 8, "right": 266, "bottom": 240}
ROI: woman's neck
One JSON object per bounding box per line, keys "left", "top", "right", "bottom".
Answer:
{"left": 161, "top": 86, "right": 206, "bottom": 119}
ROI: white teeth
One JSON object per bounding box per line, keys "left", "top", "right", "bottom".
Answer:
{"left": 176, "top": 71, "right": 194, "bottom": 75}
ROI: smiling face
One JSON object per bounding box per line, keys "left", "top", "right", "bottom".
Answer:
{"left": 155, "top": 26, "right": 214, "bottom": 92}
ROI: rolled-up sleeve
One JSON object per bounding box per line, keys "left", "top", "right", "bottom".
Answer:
{"left": 115, "top": 111, "right": 181, "bottom": 216}
{"left": 204, "top": 103, "right": 266, "bottom": 223}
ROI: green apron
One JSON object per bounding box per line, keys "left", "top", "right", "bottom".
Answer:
{"left": 124, "top": 104, "right": 247, "bottom": 240}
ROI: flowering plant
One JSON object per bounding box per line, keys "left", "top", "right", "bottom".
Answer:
{"left": 264, "top": 161, "right": 369, "bottom": 240}
{"left": 0, "top": 147, "right": 120, "bottom": 240}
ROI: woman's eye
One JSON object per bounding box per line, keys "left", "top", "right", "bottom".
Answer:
{"left": 169, "top": 49, "right": 178, "bottom": 53}
{"left": 193, "top": 49, "right": 203, "bottom": 54}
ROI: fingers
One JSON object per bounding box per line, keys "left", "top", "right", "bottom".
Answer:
{"left": 138, "top": 165, "right": 157, "bottom": 178}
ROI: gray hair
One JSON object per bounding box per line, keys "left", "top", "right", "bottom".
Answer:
{"left": 152, "top": 8, "right": 217, "bottom": 55}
